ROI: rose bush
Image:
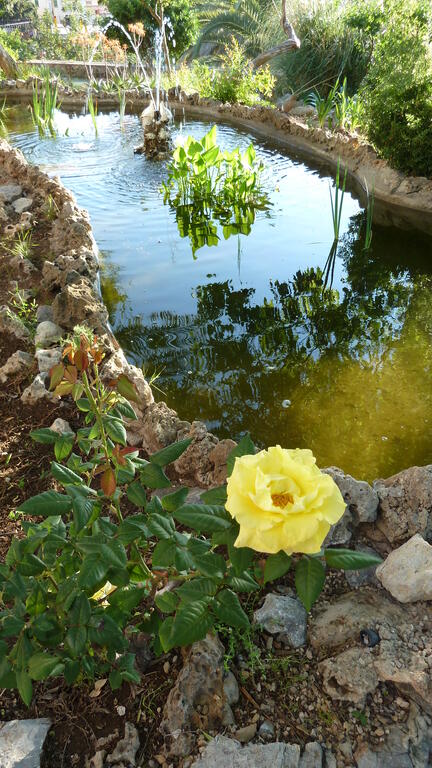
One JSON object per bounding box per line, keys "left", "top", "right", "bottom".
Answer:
{"left": 226, "top": 446, "right": 345, "bottom": 555}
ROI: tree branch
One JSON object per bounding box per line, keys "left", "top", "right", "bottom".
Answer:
{"left": 251, "top": 0, "right": 300, "bottom": 69}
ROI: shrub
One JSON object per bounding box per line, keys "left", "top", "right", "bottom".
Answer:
{"left": 0, "top": 329, "right": 380, "bottom": 705}
{"left": 360, "top": 0, "right": 432, "bottom": 177}
{"left": 197, "top": 38, "right": 275, "bottom": 105}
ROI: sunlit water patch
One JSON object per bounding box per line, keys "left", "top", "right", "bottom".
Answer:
{"left": 6, "top": 104, "right": 432, "bottom": 480}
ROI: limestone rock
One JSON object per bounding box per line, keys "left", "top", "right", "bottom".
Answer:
{"left": 319, "top": 647, "right": 378, "bottom": 706}
{"left": 34, "top": 320, "right": 64, "bottom": 348}
{"left": 0, "top": 305, "right": 31, "bottom": 341}
{"left": 35, "top": 347, "right": 62, "bottom": 374}
{"left": 234, "top": 723, "right": 257, "bottom": 743}
{"left": 254, "top": 593, "right": 307, "bottom": 648}
{"left": 323, "top": 467, "right": 378, "bottom": 545}
{"left": 223, "top": 670, "right": 239, "bottom": 705}
{"left": 0, "top": 183, "right": 22, "bottom": 202}
{"left": 376, "top": 535, "right": 432, "bottom": 602}
{"left": 309, "top": 589, "right": 405, "bottom": 651}
{"left": 374, "top": 466, "right": 432, "bottom": 545}
{"left": 299, "top": 742, "right": 323, "bottom": 767}
{"left": 106, "top": 722, "right": 139, "bottom": 766}
{"left": 50, "top": 418, "right": 73, "bottom": 436}
{"left": 21, "top": 374, "right": 56, "bottom": 405}
{"left": 0, "top": 350, "right": 33, "bottom": 383}
{"left": 374, "top": 633, "right": 432, "bottom": 716}
{"left": 354, "top": 703, "right": 432, "bottom": 768}
{"left": 51, "top": 281, "right": 108, "bottom": 334}
{"left": 36, "top": 305, "right": 53, "bottom": 323}
{"left": 190, "top": 736, "right": 301, "bottom": 768}
{"left": 0, "top": 718, "right": 51, "bottom": 768}
{"left": 101, "top": 349, "right": 153, "bottom": 412}
{"left": 141, "top": 400, "right": 191, "bottom": 455}
{"left": 173, "top": 422, "right": 236, "bottom": 487}
{"left": 160, "top": 634, "right": 235, "bottom": 757}
{"left": 12, "top": 196, "right": 32, "bottom": 214}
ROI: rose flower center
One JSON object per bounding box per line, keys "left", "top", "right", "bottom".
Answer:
{"left": 271, "top": 492, "right": 294, "bottom": 509}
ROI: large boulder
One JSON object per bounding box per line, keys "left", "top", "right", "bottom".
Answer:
{"left": 51, "top": 281, "right": 108, "bottom": 334}
{"left": 323, "top": 467, "right": 378, "bottom": 545}
{"left": 0, "top": 718, "right": 51, "bottom": 768}
{"left": 374, "top": 466, "right": 432, "bottom": 545}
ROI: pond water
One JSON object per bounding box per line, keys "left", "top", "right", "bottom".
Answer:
{"left": 5, "top": 105, "right": 432, "bottom": 481}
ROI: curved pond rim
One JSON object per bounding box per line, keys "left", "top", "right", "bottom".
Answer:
{"left": 3, "top": 89, "right": 432, "bottom": 235}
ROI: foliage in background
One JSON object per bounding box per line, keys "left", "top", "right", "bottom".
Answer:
{"left": 106, "top": 0, "right": 199, "bottom": 57}
{"left": 0, "top": 0, "right": 36, "bottom": 24}
{"left": 0, "top": 329, "right": 380, "bottom": 705}
{"left": 195, "top": 38, "right": 275, "bottom": 105}
{"left": 360, "top": 0, "right": 432, "bottom": 177}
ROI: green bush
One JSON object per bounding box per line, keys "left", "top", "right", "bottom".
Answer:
{"left": 360, "top": 0, "right": 432, "bottom": 177}
{"left": 106, "top": 0, "right": 198, "bottom": 57}
{"left": 196, "top": 38, "right": 275, "bottom": 105}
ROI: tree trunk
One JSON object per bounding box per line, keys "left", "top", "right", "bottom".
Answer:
{"left": 251, "top": 0, "right": 300, "bottom": 69}
{"left": 0, "top": 44, "right": 18, "bottom": 78}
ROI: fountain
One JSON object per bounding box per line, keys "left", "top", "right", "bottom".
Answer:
{"left": 87, "top": 17, "right": 173, "bottom": 159}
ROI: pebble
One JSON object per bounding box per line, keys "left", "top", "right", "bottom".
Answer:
{"left": 234, "top": 722, "right": 257, "bottom": 743}
{"left": 258, "top": 720, "right": 275, "bottom": 740}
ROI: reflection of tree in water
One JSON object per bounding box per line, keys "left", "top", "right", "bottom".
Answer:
{"left": 102, "top": 214, "right": 432, "bottom": 480}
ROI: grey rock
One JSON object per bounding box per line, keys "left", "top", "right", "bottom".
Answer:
{"left": 35, "top": 347, "right": 62, "bottom": 373}
{"left": 319, "top": 647, "right": 378, "bottom": 706}
{"left": 49, "top": 418, "right": 73, "bottom": 436}
{"left": 376, "top": 534, "right": 432, "bottom": 602}
{"left": 106, "top": 722, "right": 139, "bottom": 766}
{"left": 0, "top": 305, "right": 31, "bottom": 341}
{"left": 345, "top": 545, "right": 380, "bottom": 589}
{"left": 0, "top": 718, "right": 51, "bottom": 768}
{"left": 258, "top": 720, "right": 276, "bottom": 741}
{"left": 34, "top": 321, "right": 64, "bottom": 348}
{"left": 323, "top": 467, "right": 378, "bottom": 545}
{"left": 0, "top": 350, "right": 33, "bottom": 383}
{"left": 223, "top": 670, "right": 239, "bottom": 705}
{"left": 324, "top": 750, "right": 337, "bottom": 768}
{"left": 299, "top": 742, "right": 323, "bottom": 767}
{"left": 0, "top": 183, "right": 22, "bottom": 202}
{"left": 21, "top": 374, "right": 56, "bottom": 405}
{"left": 191, "top": 736, "right": 301, "bottom": 767}
{"left": 101, "top": 349, "right": 153, "bottom": 412}
{"left": 12, "top": 197, "right": 33, "bottom": 214}
{"left": 374, "top": 465, "right": 432, "bottom": 545}
{"left": 354, "top": 703, "right": 432, "bottom": 767}
{"left": 254, "top": 593, "right": 307, "bottom": 648}
{"left": 235, "top": 723, "right": 257, "bottom": 743}
{"left": 160, "top": 634, "right": 235, "bottom": 757}
{"left": 36, "top": 305, "right": 53, "bottom": 323}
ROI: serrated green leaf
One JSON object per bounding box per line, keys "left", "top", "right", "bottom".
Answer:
{"left": 295, "top": 557, "right": 326, "bottom": 611}
{"left": 72, "top": 495, "right": 94, "bottom": 532}
{"left": 65, "top": 626, "right": 87, "bottom": 657}
{"left": 168, "top": 599, "right": 213, "bottom": 649}
{"left": 200, "top": 485, "right": 227, "bottom": 504}
{"left": 16, "top": 669, "right": 33, "bottom": 706}
{"left": 140, "top": 462, "right": 171, "bottom": 489}
{"left": 108, "top": 586, "right": 146, "bottom": 612}
{"left": 76, "top": 398, "right": 91, "bottom": 412}
{"left": 213, "top": 588, "right": 249, "bottom": 629}
{"left": 17, "top": 490, "right": 72, "bottom": 517}
{"left": 127, "top": 480, "right": 147, "bottom": 508}
{"left": 176, "top": 577, "right": 219, "bottom": 604}
{"left": 113, "top": 399, "right": 137, "bottom": 420}
{"left": 324, "top": 548, "right": 382, "bottom": 570}
{"left": 226, "top": 570, "right": 260, "bottom": 593}
{"left": 152, "top": 539, "right": 176, "bottom": 568}
{"left": 161, "top": 487, "right": 189, "bottom": 512}
{"left": 54, "top": 433, "right": 75, "bottom": 462}
{"left": 227, "top": 433, "right": 255, "bottom": 476}
{"left": 155, "top": 591, "right": 179, "bottom": 613}
{"left": 194, "top": 551, "right": 226, "bottom": 578}
{"left": 28, "top": 653, "right": 63, "bottom": 681}
{"left": 103, "top": 415, "right": 127, "bottom": 446}
{"left": 77, "top": 557, "right": 108, "bottom": 591}
{"left": 51, "top": 462, "right": 83, "bottom": 486}
{"left": 150, "top": 438, "right": 192, "bottom": 466}
{"left": 263, "top": 551, "right": 292, "bottom": 584}
{"left": 64, "top": 659, "right": 80, "bottom": 684}
{"left": 148, "top": 513, "right": 175, "bottom": 540}
{"left": 118, "top": 515, "right": 149, "bottom": 545}
{"left": 159, "top": 616, "right": 174, "bottom": 652}
{"left": 30, "top": 428, "right": 58, "bottom": 444}
{"left": 173, "top": 504, "right": 231, "bottom": 533}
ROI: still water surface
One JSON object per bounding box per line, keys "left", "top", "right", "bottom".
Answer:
{"left": 6, "top": 105, "right": 432, "bottom": 480}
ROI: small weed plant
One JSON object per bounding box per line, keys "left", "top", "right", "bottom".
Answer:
{"left": 5, "top": 231, "right": 35, "bottom": 262}
{"left": 0, "top": 329, "right": 381, "bottom": 705}
{"left": 194, "top": 39, "right": 275, "bottom": 106}
{"left": 8, "top": 288, "right": 38, "bottom": 335}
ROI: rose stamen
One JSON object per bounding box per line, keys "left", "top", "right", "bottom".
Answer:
{"left": 271, "top": 492, "right": 294, "bottom": 509}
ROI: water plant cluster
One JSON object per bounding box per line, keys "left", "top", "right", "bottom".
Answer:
{"left": 30, "top": 76, "right": 58, "bottom": 137}
{"left": 162, "top": 126, "right": 270, "bottom": 254}
{"left": 0, "top": 329, "right": 380, "bottom": 706}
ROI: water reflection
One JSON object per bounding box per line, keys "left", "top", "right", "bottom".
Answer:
{"left": 103, "top": 213, "right": 432, "bottom": 481}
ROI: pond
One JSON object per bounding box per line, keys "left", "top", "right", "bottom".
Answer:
{"left": 5, "top": 104, "right": 432, "bottom": 481}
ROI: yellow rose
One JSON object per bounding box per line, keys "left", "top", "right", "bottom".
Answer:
{"left": 226, "top": 446, "right": 345, "bottom": 555}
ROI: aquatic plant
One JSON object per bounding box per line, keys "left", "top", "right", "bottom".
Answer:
{"left": 329, "top": 158, "right": 347, "bottom": 242}
{"left": 307, "top": 78, "right": 340, "bottom": 128}
{"left": 87, "top": 92, "right": 98, "bottom": 137}
{"left": 364, "top": 182, "right": 374, "bottom": 251}
{"left": 0, "top": 329, "right": 381, "bottom": 705}
{"left": 162, "top": 125, "right": 270, "bottom": 254}
{"left": 30, "top": 76, "right": 58, "bottom": 137}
